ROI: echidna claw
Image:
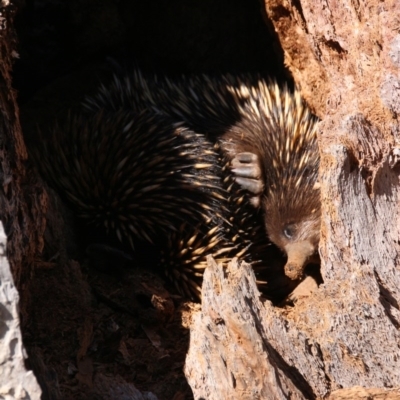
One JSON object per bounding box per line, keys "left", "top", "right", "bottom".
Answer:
{"left": 230, "top": 152, "right": 264, "bottom": 201}
{"left": 234, "top": 152, "right": 259, "bottom": 163}
{"left": 234, "top": 177, "right": 264, "bottom": 196}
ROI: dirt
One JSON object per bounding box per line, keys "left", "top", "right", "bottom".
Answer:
{"left": 23, "top": 252, "right": 196, "bottom": 399}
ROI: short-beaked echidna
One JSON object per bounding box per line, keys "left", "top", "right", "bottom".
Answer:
{"left": 84, "top": 69, "right": 320, "bottom": 284}
{"left": 32, "top": 108, "right": 256, "bottom": 299}
{"left": 82, "top": 70, "right": 256, "bottom": 133}
{"left": 222, "top": 81, "right": 320, "bottom": 282}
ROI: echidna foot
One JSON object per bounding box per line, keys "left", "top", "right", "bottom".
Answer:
{"left": 230, "top": 152, "right": 263, "bottom": 208}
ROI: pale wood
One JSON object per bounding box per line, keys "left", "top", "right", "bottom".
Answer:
{"left": 0, "top": 222, "right": 42, "bottom": 399}
{"left": 185, "top": 257, "right": 310, "bottom": 400}
{"left": 185, "top": 257, "right": 400, "bottom": 399}
{"left": 328, "top": 387, "right": 400, "bottom": 400}
{"left": 0, "top": 2, "right": 42, "bottom": 398}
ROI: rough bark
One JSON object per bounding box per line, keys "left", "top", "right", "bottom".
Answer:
{"left": 186, "top": 257, "right": 400, "bottom": 399}
{"left": 0, "top": 1, "right": 43, "bottom": 398}
{"left": 0, "top": 1, "right": 47, "bottom": 296}
{"left": 0, "top": 222, "right": 41, "bottom": 399}
{"left": 185, "top": 1, "right": 400, "bottom": 398}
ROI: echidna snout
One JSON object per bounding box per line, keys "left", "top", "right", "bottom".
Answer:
{"left": 283, "top": 241, "right": 318, "bottom": 281}
{"left": 266, "top": 212, "right": 321, "bottom": 281}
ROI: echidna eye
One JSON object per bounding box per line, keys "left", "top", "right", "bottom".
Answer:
{"left": 283, "top": 225, "right": 294, "bottom": 239}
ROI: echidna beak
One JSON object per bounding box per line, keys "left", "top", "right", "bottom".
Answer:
{"left": 283, "top": 240, "right": 316, "bottom": 281}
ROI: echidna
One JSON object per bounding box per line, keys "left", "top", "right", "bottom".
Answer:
{"left": 82, "top": 70, "right": 256, "bottom": 134}
{"left": 222, "top": 81, "right": 320, "bottom": 282}
{"left": 84, "top": 69, "right": 320, "bottom": 285}
{"left": 32, "top": 107, "right": 254, "bottom": 299}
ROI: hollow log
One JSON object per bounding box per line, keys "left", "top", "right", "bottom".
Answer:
{"left": 0, "top": 2, "right": 42, "bottom": 398}
{"left": 1, "top": 0, "right": 400, "bottom": 398}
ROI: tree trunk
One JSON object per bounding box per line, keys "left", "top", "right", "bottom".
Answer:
{"left": 185, "top": 0, "right": 400, "bottom": 398}
{"left": 0, "top": 223, "right": 42, "bottom": 398}
{"left": 0, "top": 2, "right": 42, "bottom": 398}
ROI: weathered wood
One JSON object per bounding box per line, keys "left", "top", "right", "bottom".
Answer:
{"left": 264, "top": 0, "right": 400, "bottom": 125}
{"left": 0, "top": 2, "right": 43, "bottom": 398}
{"left": 0, "top": 1, "right": 47, "bottom": 290}
{"left": 328, "top": 387, "right": 400, "bottom": 400}
{"left": 185, "top": 257, "right": 311, "bottom": 400}
{"left": 0, "top": 222, "right": 42, "bottom": 399}
{"left": 185, "top": 257, "right": 400, "bottom": 399}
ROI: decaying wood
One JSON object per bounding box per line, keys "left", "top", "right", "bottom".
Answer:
{"left": 185, "top": 257, "right": 400, "bottom": 399}
{"left": 0, "top": 222, "right": 42, "bottom": 399}
{"left": 328, "top": 386, "right": 400, "bottom": 400}
{"left": 264, "top": 0, "right": 400, "bottom": 125}
{"left": 0, "top": 2, "right": 43, "bottom": 398}
{"left": 185, "top": 257, "right": 311, "bottom": 400}
{"left": 186, "top": 1, "right": 400, "bottom": 398}
{"left": 0, "top": 1, "right": 47, "bottom": 292}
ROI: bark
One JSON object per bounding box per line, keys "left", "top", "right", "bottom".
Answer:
{"left": 0, "top": 1, "right": 43, "bottom": 398}
{"left": 186, "top": 257, "right": 400, "bottom": 399}
{"left": 0, "top": 1, "right": 47, "bottom": 296}
{"left": 185, "top": 0, "right": 400, "bottom": 398}
{"left": 0, "top": 221, "right": 42, "bottom": 399}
